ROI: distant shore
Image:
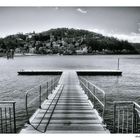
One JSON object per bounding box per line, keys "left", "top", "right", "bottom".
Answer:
{"left": 0, "top": 53, "right": 139, "bottom": 58}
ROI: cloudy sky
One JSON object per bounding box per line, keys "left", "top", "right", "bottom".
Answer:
{"left": 0, "top": 7, "right": 140, "bottom": 43}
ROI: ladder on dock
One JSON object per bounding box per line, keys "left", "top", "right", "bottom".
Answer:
{"left": 20, "top": 71, "right": 109, "bottom": 133}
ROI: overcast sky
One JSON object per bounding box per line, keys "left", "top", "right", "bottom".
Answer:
{"left": 0, "top": 7, "right": 140, "bottom": 43}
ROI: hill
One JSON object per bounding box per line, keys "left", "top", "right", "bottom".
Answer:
{"left": 0, "top": 28, "right": 138, "bottom": 55}
{"left": 132, "top": 43, "right": 140, "bottom": 53}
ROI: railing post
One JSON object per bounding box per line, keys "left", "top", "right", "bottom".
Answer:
{"left": 5, "top": 108, "right": 7, "bottom": 132}
{"left": 9, "top": 107, "right": 12, "bottom": 133}
{"left": 25, "top": 93, "right": 30, "bottom": 124}
{"left": 87, "top": 82, "right": 89, "bottom": 100}
{"left": 13, "top": 102, "right": 16, "bottom": 133}
{"left": 133, "top": 103, "right": 136, "bottom": 133}
{"left": 113, "top": 103, "right": 116, "bottom": 133}
{"left": 0, "top": 108, "right": 3, "bottom": 133}
{"left": 53, "top": 78, "right": 54, "bottom": 90}
{"left": 85, "top": 81, "right": 87, "bottom": 95}
{"left": 46, "top": 82, "right": 48, "bottom": 99}
{"left": 39, "top": 85, "right": 41, "bottom": 108}
{"left": 51, "top": 79, "right": 53, "bottom": 93}
{"left": 103, "top": 94, "right": 106, "bottom": 123}
{"left": 126, "top": 108, "right": 129, "bottom": 133}
{"left": 25, "top": 94, "right": 28, "bottom": 117}
{"left": 93, "top": 86, "right": 96, "bottom": 107}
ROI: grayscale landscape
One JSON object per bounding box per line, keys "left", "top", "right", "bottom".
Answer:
{"left": 0, "top": 7, "right": 140, "bottom": 134}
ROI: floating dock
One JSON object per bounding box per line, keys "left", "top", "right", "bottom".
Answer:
{"left": 18, "top": 69, "right": 122, "bottom": 76}
{"left": 20, "top": 71, "right": 110, "bottom": 133}
{"left": 18, "top": 70, "right": 62, "bottom": 75}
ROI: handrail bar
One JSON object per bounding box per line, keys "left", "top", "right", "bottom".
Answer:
{"left": 26, "top": 77, "right": 59, "bottom": 106}
{"left": 79, "top": 76, "right": 106, "bottom": 122}
{"left": 114, "top": 101, "right": 140, "bottom": 109}
{"left": 0, "top": 101, "right": 16, "bottom": 104}
{"left": 80, "top": 77, "right": 106, "bottom": 95}
{"left": 80, "top": 80, "right": 104, "bottom": 107}
{"left": 25, "top": 76, "right": 60, "bottom": 121}
{"left": 79, "top": 76, "right": 106, "bottom": 106}
{"left": 26, "top": 76, "right": 58, "bottom": 93}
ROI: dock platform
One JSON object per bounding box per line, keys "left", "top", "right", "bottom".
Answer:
{"left": 18, "top": 69, "right": 122, "bottom": 76}
{"left": 20, "top": 71, "right": 110, "bottom": 133}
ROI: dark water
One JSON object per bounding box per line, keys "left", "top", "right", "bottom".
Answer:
{"left": 0, "top": 55, "right": 140, "bottom": 132}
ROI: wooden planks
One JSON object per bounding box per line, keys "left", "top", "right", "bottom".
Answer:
{"left": 20, "top": 71, "right": 110, "bottom": 134}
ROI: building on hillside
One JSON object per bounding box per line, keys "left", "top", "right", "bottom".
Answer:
{"left": 76, "top": 46, "right": 88, "bottom": 55}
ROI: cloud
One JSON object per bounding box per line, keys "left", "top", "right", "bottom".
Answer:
{"left": 77, "top": 8, "right": 87, "bottom": 14}
{"left": 89, "top": 28, "right": 140, "bottom": 43}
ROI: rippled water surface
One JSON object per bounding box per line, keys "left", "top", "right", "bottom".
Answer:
{"left": 0, "top": 55, "right": 140, "bottom": 132}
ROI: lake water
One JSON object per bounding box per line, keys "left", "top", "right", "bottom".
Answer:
{"left": 0, "top": 55, "right": 140, "bottom": 132}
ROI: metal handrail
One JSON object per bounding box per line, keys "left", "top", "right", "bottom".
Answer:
{"left": 79, "top": 76, "right": 106, "bottom": 122}
{"left": 0, "top": 101, "right": 16, "bottom": 133}
{"left": 28, "top": 84, "right": 64, "bottom": 133}
{"left": 25, "top": 78, "right": 55, "bottom": 93}
{"left": 25, "top": 76, "right": 60, "bottom": 121}
{"left": 113, "top": 101, "right": 140, "bottom": 133}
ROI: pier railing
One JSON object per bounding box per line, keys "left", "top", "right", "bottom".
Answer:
{"left": 79, "top": 77, "right": 106, "bottom": 123}
{"left": 25, "top": 76, "right": 60, "bottom": 123}
{"left": 0, "top": 101, "right": 16, "bottom": 133}
{"left": 113, "top": 101, "right": 140, "bottom": 133}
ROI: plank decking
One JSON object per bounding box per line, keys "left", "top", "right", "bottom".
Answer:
{"left": 20, "top": 71, "right": 110, "bottom": 133}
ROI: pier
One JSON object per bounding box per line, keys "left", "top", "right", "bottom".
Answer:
{"left": 20, "top": 71, "right": 110, "bottom": 133}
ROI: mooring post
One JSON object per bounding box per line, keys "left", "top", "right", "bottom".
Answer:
{"left": 117, "top": 58, "right": 120, "bottom": 70}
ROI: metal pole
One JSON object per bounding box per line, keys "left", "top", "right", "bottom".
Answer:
{"left": 5, "top": 108, "right": 7, "bottom": 132}
{"left": 87, "top": 82, "right": 89, "bottom": 100}
{"left": 53, "top": 78, "right": 54, "bottom": 90}
{"left": 103, "top": 94, "right": 106, "bottom": 123}
{"left": 9, "top": 107, "right": 12, "bottom": 133}
{"left": 122, "top": 109, "right": 125, "bottom": 133}
{"left": 93, "top": 86, "right": 96, "bottom": 107}
{"left": 13, "top": 102, "right": 16, "bottom": 133}
{"left": 113, "top": 103, "right": 116, "bottom": 133}
{"left": 51, "top": 79, "right": 53, "bottom": 93}
{"left": 46, "top": 82, "right": 48, "bottom": 99}
{"left": 0, "top": 108, "right": 3, "bottom": 133}
{"left": 133, "top": 103, "right": 136, "bottom": 133}
{"left": 39, "top": 85, "right": 42, "bottom": 108}
{"left": 117, "top": 58, "right": 120, "bottom": 70}
{"left": 25, "top": 94, "right": 28, "bottom": 117}
{"left": 117, "top": 109, "right": 120, "bottom": 133}
{"left": 25, "top": 94, "right": 30, "bottom": 124}
{"left": 126, "top": 108, "right": 129, "bottom": 133}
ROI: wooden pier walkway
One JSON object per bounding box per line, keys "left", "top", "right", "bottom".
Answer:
{"left": 20, "top": 71, "right": 110, "bottom": 133}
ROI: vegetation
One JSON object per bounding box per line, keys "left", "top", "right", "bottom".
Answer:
{"left": 0, "top": 28, "right": 138, "bottom": 56}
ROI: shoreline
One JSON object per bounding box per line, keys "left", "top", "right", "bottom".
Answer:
{"left": 0, "top": 53, "right": 139, "bottom": 58}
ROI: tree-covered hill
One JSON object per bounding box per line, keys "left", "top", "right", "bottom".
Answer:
{"left": 0, "top": 28, "right": 138, "bottom": 56}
